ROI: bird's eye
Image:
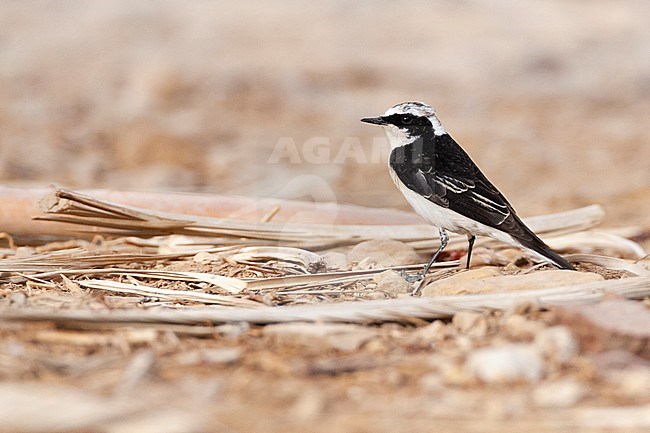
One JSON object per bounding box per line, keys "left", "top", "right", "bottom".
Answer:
{"left": 401, "top": 115, "right": 413, "bottom": 125}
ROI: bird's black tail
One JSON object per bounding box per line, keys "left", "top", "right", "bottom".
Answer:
{"left": 511, "top": 219, "right": 575, "bottom": 270}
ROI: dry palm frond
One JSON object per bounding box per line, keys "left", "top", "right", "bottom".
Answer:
{"left": 2, "top": 276, "right": 649, "bottom": 326}
{"left": 75, "top": 279, "right": 261, "bottom": 308}
{"left": 1, "top": 261, "right": 457, "bottom": 293}
{"left": 0, "top": 187, "right": 642, "bottom": 315}
{"left": 565, "top": 253, "right": 650, "bottom": 276}
{"left": 35, "top": 188, "right": 604, "bottom": 250}
{"left": 548, "top": 231, "right": 646, "bottom": 259}
{"left": 0, "top": 246, "right": 238, "bottom": 276}
{"left": 243, "top": 261, "right": 456, "bottom": 291}
{"left": 227, "top": 246, "right": 324, "bottom": 273}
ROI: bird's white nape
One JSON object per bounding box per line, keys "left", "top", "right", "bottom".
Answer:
{"left": 383, "top": 101, "right": 447, "bottom": 137}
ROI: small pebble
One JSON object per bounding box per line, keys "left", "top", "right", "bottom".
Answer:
{"left": 533, "top": 380, "right": 586, "bottom": 407}
{"left": 321, "top": 251, "right": 349, "bottom": 270}
{"left": 465, "top": 344, "right": 544, "bottom": 383}
{"left": 452, "top": 311, "right": 488, "bottom": 337}
{"left": 605, "top": 368, "right": 650, "bottom": 397}
{"left": 534, "top": 326, "right": 578, "bottom": 363}
{"left": 264, "top": 322, "right": 378, "bottom": 352}
{"left": 348, "top": 239, "right": 420, "bottom": 267}
{"left": 503, "top": 314, "right": 547, "bottom": 340}
{"left": 373, "top": 270, "right": 411, "bottom": 295}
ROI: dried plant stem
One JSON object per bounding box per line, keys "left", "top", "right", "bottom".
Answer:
{"left": 35, "top": 188, "right": 604, "bottom": 251}
{"left": 2, "top": 276, "right": 648, "bottom": 326}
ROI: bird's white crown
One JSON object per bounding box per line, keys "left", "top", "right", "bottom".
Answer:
{"left": 384, "top": 101, "right": 446, "bottom": 136}
{"left": 384, "top": 101, "right": 433, "bottom": 117}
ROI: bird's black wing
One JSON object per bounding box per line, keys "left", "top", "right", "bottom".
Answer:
{"left": 389, "top": 134, "right": 517, "bottom": 229}
{"left": 390, "top": 134, "right": 574, "bottom": 269}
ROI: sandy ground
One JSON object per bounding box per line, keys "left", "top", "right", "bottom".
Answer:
{"left": 1, "top": 1, "right": 649, "bottom": 432}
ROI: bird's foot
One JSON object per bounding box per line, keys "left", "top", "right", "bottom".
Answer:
{"left": 409, "top": 278, "right": 427, "bottom": 297}
{"left": 400, "top": 270, "right": 424, "bottom": 283}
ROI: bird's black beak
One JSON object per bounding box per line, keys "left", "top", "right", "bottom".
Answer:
{"left": 360, "top": 116, "right": 387, "bottom": 126}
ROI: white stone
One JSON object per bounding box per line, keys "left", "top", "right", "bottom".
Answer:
{"left": 192, "top": 251, "right": 221, "bottom": 264}
{"left": 503, "top": 314, "right": 547, "bottom": 339}
{"left": 321, "top": 251, "right": 349, "bottom": 271}
{"left": 533, "top": 380, "right": 586, "bottom": 407}
{"left": 605, "top": 368, "right": 650, "bottom": 397}
{"left": 452, "top": 311, "right": 487, "bottom": 337}
{"left": 465, "top": 344, "right": 544, "bottom": 383}
{"left": 423, "top": 270, "right": 602, "bottom": 297}
{"left": 348, "top": 239, "right": 420, "bottom": 268}
{"left": 534, "top": 326, "right": 578, "bottom": 363}
{"left": 176, "top": 348, "right": 242, "bottom": 365}
{"left": 406, "top": 320, "right": 446, "bottom": 345}
{"left": 373, "top": 270, "right": 411, "bottom": 295}
{"left": 421, "top": 267, "right": 501, "bottom": 296}
{"left": 263, "top": 322, "right": 378, "bottom": 352}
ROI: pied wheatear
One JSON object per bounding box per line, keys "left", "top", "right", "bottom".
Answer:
{"left": 362, "top": 101, "right": 574, "bottom": 281}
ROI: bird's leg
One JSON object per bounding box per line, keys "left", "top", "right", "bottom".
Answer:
{"left": 465, "top": 235, "right": 476, "bottom": 270}
{"left": 403, "top": 228, "right": 449, "bottom": 283}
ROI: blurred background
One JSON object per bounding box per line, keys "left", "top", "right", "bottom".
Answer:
{"left": 1, "top": 0, "right": 648, "bottom": 225}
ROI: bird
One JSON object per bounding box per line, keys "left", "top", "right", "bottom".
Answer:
{"left": 361, "top": 101, "right": 575, "bottom": 282}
